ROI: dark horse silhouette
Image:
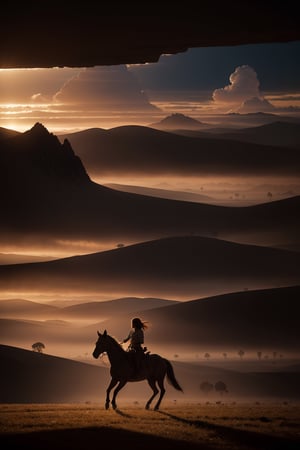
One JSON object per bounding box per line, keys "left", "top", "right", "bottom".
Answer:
{"left": 92, "top": 330, "right": 183, "bottom": 410}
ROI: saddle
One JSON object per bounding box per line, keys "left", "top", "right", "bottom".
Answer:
{"left": 127, "top": 347, "right": 150, "bottom": 374}
{"left": 127, "top": 346, "right": 150, "bottom": 355}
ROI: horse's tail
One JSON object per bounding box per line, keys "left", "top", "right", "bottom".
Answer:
{"left": 165, "top": 359, "right": 183, "bottom": 392}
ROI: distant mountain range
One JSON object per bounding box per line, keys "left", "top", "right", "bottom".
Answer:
{"left": 148, "top": 112, "right": 300, "bottom": 134}
{"left": 0, "top": 236, "right": 299, "bottom": 298}
{"left": 149, "top": 113, "right": 207, "bottom": 130}
{"left": 177, "top": 121, "right": 300, "bottom": 148}
{"left": 217, "top": 111, "right": 300, "bottom": 128}
{"left": 224, "top": 121, "right": 300, "bottom": 148}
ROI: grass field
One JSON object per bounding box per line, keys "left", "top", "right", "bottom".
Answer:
{"left": 1, "top": 402, "right": 299, "bottom": 449}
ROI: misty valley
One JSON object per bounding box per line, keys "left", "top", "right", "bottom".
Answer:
{"left": 0, "top": 117, "right": 299, "bottom": 405}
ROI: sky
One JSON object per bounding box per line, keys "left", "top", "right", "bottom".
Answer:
{"left": 0, "top": 41, "right": 299, "bottom": 133}
{"left": 1, "top": 33, "right": 300, "bottom": 369}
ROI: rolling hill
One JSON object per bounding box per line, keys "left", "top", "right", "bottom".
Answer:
{"left": 1, "top": 336, "right": 300, "bottom": 403}
{"left": 58, "top": 297, "right": 178, "bottom": 318}
{"left": 0, "top": 236, "right": 299, "bottom": 298}
{"left": 1, "top": 123, "right": 299, "bottom": 252}
{"left": 0, "top": 344, "right": 107, "bottom": 402}
{"left": 202, "top": 121, "right": 300, "bottom": 148}
{"left": 105, "top": 183, "right": 214, "bottom": 204}
{"left": 0, "top": 298, "right": 59, "bottom": 318}
{"left": 95, "top": 285, "right": 300, "bottom": 351}
{"left": 1, "top": 286, "right": 299, "bottom": 361}
{"left": 0, "top": 297, "right": 178, "bottom": 319}
{"left": 58, "top": 124, "right": 300, "bottom": 178}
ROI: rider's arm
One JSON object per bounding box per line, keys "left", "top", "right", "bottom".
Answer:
{"left": 121, "top": 330, "right": 132, "bottom": 344}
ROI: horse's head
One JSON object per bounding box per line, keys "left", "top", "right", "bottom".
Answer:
{"left": 92, "top": 329, "right": 108, "bottom": 359}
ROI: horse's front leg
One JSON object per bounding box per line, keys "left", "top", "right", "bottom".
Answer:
{"left": 105, "top": 378, "right": 118, "bottom": 409}
{"left": 111, "top": 380, "right": 127, "bottom": 410}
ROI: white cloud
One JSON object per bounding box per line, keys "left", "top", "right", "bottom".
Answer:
{"left": 213, "top": 65, "right": 261, "bottom": 104}
{"left": 212, "top": 65, "right": 279, "bottom": 113}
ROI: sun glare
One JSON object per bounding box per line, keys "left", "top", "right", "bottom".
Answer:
{"left": 1, "top": 122, "right": 26, "bottom": 132}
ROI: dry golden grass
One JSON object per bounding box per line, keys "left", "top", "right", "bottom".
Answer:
{"left": 0, "top": 401, "right": 299, "bottom": 449}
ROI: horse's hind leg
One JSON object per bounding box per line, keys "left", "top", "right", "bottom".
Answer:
{"left": 105, "top": 378, "right": 118, "bottom": 409}
{"left": 145, "top": 378, "right": 159, "bottom": 410}
{"left": 111, "top": 380, "right": 127, "bottom": 410}
{"left": 154, "top": 377, "right": 166, "bottom": 411}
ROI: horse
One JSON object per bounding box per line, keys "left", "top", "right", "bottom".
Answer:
{"left": 92, "top": 330, "right": 183, "bottom": 410}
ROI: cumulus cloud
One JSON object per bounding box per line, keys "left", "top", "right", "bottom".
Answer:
{"left": 212, "top": 65, "right": 277, "bottom": 113}
{"left": 54, "top": 65, "right": 159, "bottom": 112}
{"left": 213, "top": 65, "right": 260, "bottom": 104}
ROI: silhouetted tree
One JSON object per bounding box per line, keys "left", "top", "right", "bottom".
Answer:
{"left": 32, "top": 342, "right": 45, "bottom": 353}
{"left": 238, "top": 349, "right": 245, "bottom": 359}
{"left": 215, "top": 381, "right": 228, "bottom": 395}
{"left": 200, "top": 381, "right": 214, "bottom": 395}
{"left": 223, "top": 352, "right": 227, "bottom": 359}
{"left": 116, "top": 243, "right": 124, "bottom": 248}
{"left": 267, "top": 191, "right": 273, "bottom": 200}
{"left": 204, "top": 352, "right": 210, "bottom": 361}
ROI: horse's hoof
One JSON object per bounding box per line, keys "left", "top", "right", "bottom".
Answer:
{"left": 112, "top": 403, "right": 117, "bottom": 410}
{"left": 145, "top": 404, "right": 150, "bottom": 410}
{"left": 154, "top": 406, "right": 159, "bottom": 411}
{"left": 105, "top": 403, "right": 110, "bottom": 410}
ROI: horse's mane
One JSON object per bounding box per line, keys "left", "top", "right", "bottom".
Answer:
{"left": 107, "top": 333, "right": 126, "bottom": 352}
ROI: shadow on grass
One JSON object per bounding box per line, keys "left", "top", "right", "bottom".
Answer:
{"left": 157, "top": 411, "right": 300, "bottom": 450}
{"left": 115, "top": 408, "right": 133, "bottom": 418}
{"left": 0, "top": 426, "right": 211, "bottom": 450}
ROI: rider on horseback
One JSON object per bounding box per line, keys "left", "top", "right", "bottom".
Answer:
{"left": 121, "top": 317, "right": 148, "bottom": 374}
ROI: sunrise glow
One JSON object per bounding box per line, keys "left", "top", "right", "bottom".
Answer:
{"left": 0, "top": 43, "right": 299, "bottom": 132}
